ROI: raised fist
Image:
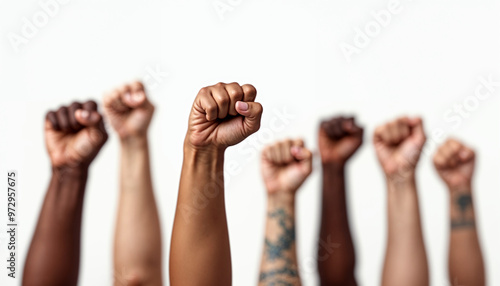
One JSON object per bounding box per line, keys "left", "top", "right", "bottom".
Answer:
{"left": 433, "top": 139, "right": 475, "bottom": 190}
{"left": 374, "top": 117, "right": 426, "bottom": 178}
{"left": 186, "top": 82, "right": 263, "bottom": 150}
{"left": 45, "top": 100, "right": 108, "bottom": 169}
{"left": 319, "top": 116, "right": 363, "bottom": 164}
{"left": 261, "top": 139, "right": 313, "bottom": 194}
{"left": 103, "top": 81, "right": 155, "bottom": 140}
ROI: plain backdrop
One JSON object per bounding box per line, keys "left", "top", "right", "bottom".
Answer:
{"left": 1, "top": 0, "right": 500, "bottom": 285}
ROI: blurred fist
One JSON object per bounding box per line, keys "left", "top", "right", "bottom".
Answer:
{"left": 45, "top": 101, "right": 108, "bottom": 169}
{"left": 374, "top": 117, "right": 426, "bottom": 177}
{"left": 103, "top": 81, "right": 155, "bottom": 139}
{"left": 433, "top": 139, "right": 475, "bottom": 190}
{"left": 319, "top": 116, "right": 363, "bottom": 164}
{"left": 186, "top": 82, "right": 263, "bottom": 150}
{"left": 261, "top": 139, "right": 313, "bottom": 194}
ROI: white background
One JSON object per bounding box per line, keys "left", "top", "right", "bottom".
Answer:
{"left": 1, "top": 0, "right": 500, "bottom": 285}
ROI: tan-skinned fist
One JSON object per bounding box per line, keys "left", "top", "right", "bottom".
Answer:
{"left": 374, "top": 116, "right": 426, "bottom": 178}
{"left": 261, "top": 139, "right": 313, "bottom": 194}
{"left": 319, "top": 116, "right": 364, "bottom": 164}
{"left": 45, "top": 100, "right": 108, "bottom": 169}
{"left": 186, "top": 82, "right": 263, "bottom": 151}
{"left": 433, "top": 138, "right": 475, "bottom": 191}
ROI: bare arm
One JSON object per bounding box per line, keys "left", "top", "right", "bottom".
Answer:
{"left": 113, "top": 138, "right": 162, "bottom": 286}
{"left": 374, "top": 116, "right": 429, "bottom": 286}
{"left": 382, "top": 177, "right": 428, "bottom": 286}
{"left": 317, "top": 117, "right": 363, "bottom": 286}
{"left": 258, "top": 139, "right": 312, "bottom": 285}
{"left": 23, "top": 168, "right": 87, "bottom": 286}
{"left": 170, "top": 82, "right": 263, "bottom": 286}
{"left": 103, "top": 81, "right": 162, "bottom": 286}
{"left": 448, "top": 189, "right": 485, "bottom": 286}
{"left": 433, "top": 139, "right": 485, "bottom": 286}
{"left": 23, "top": 101, "right": 108, "bottom": 286}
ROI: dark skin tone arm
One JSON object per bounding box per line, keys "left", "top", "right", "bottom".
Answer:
{"left": 23, "top": 101, "right": 108, "bottom": 286}
{"left": 433, "top": 139, "right": 485, "bottom": 286}
{"left": 317, "top": 116, "right": 363, "bottom": 286}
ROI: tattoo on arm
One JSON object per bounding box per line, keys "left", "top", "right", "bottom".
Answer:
{"left": 260, "top": 208, "right": 299, "bottom": 284}
{"left": 451, "top": 193, "right": 475, "bottom": 229}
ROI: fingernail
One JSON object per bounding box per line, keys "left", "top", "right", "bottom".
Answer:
{"left": 133, "top": 91, "right": 144, "bottom": 102}
{"left": 125, "top": 92, "right": 132, "bottom": 101}
{"left": 291, "top": 146, "right": 301, "bottom": 154}
{"left": 344, "top": 121, "right": 353, "bottom": 130}
{"left": 236, "top": 101, "right": 249, "bottom": 111}
{"left": 80, "top": 110, "right": 89, "bottom": 119}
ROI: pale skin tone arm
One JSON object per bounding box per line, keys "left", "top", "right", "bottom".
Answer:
{"left": 103, "top": 81, "right": 162, "bottom": 286}
{"left": 433, "top": 139, "right": 485, "bottom": 286}
{"left": 317, "top": 116, "right": 363, "bottom": 286}
{"left": 374, "top": 117, "right": 429, "bottom": 286}
{"left": 170, "top": 82, "right": 263, "bottom": 286}
{"left": 23, "top": 101, "right": 108, "bottom": 286}
{"left": 259, "top": 139, "right": 312, "bottom": 286}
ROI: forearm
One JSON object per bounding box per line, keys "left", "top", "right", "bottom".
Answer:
{"left": 23, "top": 168, "right": 87, "bottom": 286}
{"left": 382, "top": 177, "right": 429, "bottom": 286}
{"left": 259, "top": 193, "right": 300, "bottom": 286}
{"left": 318, "top": 162, "right": 356, "bottom": 286}
{"left": 114, "top": 136, "right": 162, "bottom": 285}
{"left": 448, "top": 186, "right": 485, "bottom": 286}
{"left": 170, "top": 145, "right": 230, "bottom": 286}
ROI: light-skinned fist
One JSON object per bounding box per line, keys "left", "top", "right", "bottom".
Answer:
{"left": 45, "top": 100, "right": 108, "bottom": 169}
{"left": 186, "top": 82, "right": 263, "bottom": 151}
{"left": 261, "top": 139, "right": 313, "bottom": 194}
{"left": 103, "top": 81, "right": 155, "bottom": 140}
{"left": 319, "top": 116, "right": 363, "bottom": 165}
{"left": 374, "top": 116, "right": 426, "bottom": 178}
{"left": 433, "top": 139, "right": 475, "bottom": 191}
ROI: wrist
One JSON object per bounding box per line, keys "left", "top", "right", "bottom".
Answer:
{"left": 448, "top": 183, "right": 472, "bottom": 194}
{"left": 52, "top": 165, "right": 88, "bottom": 180}
{"left": 120, "top": 135, "right": 148, "bottom": 149}
{"left": 267, "top": 192, "right": 296, "bottom": 207}
{"left": 322, "top": 161, "right": 345, "bottom": 173}
{"left": 386, "top": 173, "right": 416, "bottom": 189}
{"left": 183, "top": 143, "right": 225, "bottom": 167}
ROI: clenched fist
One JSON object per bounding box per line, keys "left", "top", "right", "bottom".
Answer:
{"left": 433, "top": 139, "right": 475, "bottom": 190}
{"left": 319, "top": 116, "right": 363, "bottom": 164}
{"left": 45, "top": 101, "right": 108, "bottom": 169}
{"left": 103, "top": 81, "right": 155, "bottom": 139}
{"left": 186, "top": 82, "right": 263, "bottom": 150}
{"left": 261, "top": 139, "right": 313, "bottom": 194}
{"left": 374, "top": 117, "right": 426, "bottom": 178}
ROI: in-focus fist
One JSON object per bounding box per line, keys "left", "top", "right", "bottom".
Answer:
{"left": 103, "top": 81, "right": 154, "bottom": 140}
{"left": 261, "top": 139, "right": 313, "bottom": 194}
{"left": 374, "top": 116, "right": 426, "bottom": 178}
{"left": 45, "top": 101, "right": 108, "bottom": 169}
{"left": 319, "top": 116, "right": 363, "bottom": 164}
{"left": 433, "top": 139, "right": 475, "bottom": 190}
{"left": 186, "top": 82, "right": 263, "bottom": 151}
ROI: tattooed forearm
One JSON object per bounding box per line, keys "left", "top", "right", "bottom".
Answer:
{"left": 265, "top": 209, "right": 295, "bottom": 260}
{"left": 451, "top": 193, "right": 475, "bottom": 230}
{"left": 259, "top": 208, "right": 300, "bottom": 285}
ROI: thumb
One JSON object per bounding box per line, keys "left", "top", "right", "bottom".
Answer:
{"left": 74, "top": 109, "right": 108, "bottom": 154}
{"left": 235, "top": 101, "right": 263, "bottom": 136}
{"left": 409, "top": 117, "right": 426, "bottom": 142}
{"left": 291, "top": 146, "right": 313, "bottom": 174}
{"left": 122, "top": 89, "right": 148, "bottom": 108}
